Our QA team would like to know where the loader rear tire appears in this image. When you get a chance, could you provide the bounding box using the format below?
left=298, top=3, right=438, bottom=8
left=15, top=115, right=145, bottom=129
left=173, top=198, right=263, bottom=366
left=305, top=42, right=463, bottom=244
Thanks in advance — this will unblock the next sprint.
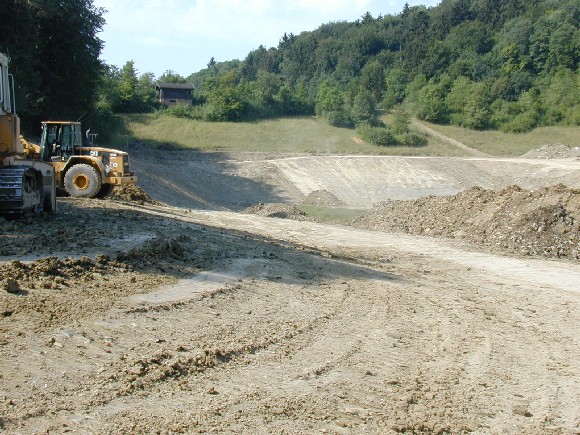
left=64, top=164, right=102, bottom=198
left=96, top=183, right=114, bottom=199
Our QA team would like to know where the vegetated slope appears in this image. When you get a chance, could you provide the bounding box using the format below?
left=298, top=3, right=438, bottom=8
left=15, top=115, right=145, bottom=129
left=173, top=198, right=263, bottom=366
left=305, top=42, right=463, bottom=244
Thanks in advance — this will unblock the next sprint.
left=352, top=184, right=580, bottom=261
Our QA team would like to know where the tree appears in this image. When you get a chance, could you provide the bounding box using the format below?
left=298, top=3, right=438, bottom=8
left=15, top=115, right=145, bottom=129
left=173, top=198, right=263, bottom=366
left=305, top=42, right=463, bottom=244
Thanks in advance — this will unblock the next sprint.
left=158, top=70, right=186, bottom=84
left=351, top=89, right=375, bottom=124
left=462, top=82, right=492, bottom=130
left=0, top=0, right=105, bottom=128
left=250, top=71, right=281, bottom=113
left=541, top=69, right=580, bottom=124
left=117, top=61, right=139, bottom=112
left=136, top=72, right=159, bottom=112
left=383, top=68, right=408, bottom=109
left=315, top=80, right=353, bottom=127
left=415, top=80, right=448, bottom=122
left=360, top=60, right=385, bottom=103
left=96, top=64, right=122, bottom=112
left=203, top=71, right=247, bottom=121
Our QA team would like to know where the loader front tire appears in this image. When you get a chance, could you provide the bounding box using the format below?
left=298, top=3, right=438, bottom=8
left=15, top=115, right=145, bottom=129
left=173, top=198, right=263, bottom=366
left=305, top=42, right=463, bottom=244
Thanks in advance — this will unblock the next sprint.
left=64, top=164, right=102, bottom=198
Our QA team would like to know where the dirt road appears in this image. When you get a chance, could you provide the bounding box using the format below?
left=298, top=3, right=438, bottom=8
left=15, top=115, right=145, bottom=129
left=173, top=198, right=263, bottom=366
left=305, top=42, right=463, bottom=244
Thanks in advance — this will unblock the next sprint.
left=1, top=150, right=579, bottom=434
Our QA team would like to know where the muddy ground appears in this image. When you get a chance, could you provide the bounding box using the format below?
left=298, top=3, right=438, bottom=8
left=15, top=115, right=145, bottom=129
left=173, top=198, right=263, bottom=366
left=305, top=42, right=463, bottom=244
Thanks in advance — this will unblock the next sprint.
left=1, top=146, right=579, bottom=434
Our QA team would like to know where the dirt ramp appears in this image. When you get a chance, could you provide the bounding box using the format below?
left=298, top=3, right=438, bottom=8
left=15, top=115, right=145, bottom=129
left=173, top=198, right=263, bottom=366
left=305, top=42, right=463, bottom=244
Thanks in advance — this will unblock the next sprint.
left=272, top=156, right=461, bottom=207
left=131, top=151, right=580, bottom=210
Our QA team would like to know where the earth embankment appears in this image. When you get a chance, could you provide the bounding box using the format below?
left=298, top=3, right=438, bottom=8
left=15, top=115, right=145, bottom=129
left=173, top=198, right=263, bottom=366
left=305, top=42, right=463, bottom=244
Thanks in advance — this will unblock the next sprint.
left=131, top=150, right=580, bottom=209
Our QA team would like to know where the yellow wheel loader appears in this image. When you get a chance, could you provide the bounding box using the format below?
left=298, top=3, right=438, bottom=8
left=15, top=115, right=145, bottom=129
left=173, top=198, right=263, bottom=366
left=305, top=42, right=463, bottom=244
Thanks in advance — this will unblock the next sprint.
left=0, top=53, right=56, bottom=215
left=21, top=121, right=137, bottom=198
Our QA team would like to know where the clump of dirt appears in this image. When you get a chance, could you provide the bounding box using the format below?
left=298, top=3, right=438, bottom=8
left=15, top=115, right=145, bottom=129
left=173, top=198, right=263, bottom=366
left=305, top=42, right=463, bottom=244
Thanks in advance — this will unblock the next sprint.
left=108, top=184, right=162, bottom=205
left=522, top=143, right=580, bottom=159
left=353, top=184, right=580, bottom=260
left=301, top=190, right=346, bottom=207
left=243, top=203, right=316, bottom=221
left=117, top=237, right=188, bottom=269
left=0, top=255, right=132, bottom=293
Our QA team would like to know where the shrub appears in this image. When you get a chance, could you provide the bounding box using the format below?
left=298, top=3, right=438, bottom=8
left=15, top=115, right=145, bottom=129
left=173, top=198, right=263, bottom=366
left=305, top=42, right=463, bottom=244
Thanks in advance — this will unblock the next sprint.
left=326, top=110, right=355, bottom=128
left=392, top=108, right=411, bottom=134
left=500, top=111, right=539, bottom=133
left=165, top=104, right=196, bottom=119
left=357, top=123, right=398, bottom=146
left=400, top=131, right=428, bottom=146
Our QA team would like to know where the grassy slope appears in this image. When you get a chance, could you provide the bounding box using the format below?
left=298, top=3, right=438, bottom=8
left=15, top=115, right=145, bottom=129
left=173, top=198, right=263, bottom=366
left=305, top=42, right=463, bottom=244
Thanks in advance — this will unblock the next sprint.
left=119, top=114, right=466, bottom=156
left=420, top=121, right=580, bottom=156
left=118, top=113, right=580, bottom=157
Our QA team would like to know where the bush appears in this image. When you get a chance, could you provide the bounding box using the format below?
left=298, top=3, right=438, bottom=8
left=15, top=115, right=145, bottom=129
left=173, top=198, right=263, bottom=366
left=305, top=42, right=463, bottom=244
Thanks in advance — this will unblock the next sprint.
left=500, top=111, right=539, bottom=133
left=357, top=123, right=398, bottom=146
left=326, top=110, right=355, bottom=128
left=392, top=108, right=411, bottom=134
left=400, top=131, right=428, bottom=146
left=165, top=104, right=199, bottom=119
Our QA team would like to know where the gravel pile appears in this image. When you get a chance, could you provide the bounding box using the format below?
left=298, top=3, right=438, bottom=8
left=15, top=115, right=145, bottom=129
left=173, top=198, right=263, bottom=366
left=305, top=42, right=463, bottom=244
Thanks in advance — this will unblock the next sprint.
left=522, top=143, right=580, bottom=159
left=108, top=184, right=162, bottom=205
left=353, top=184, right=580, bottom=261
left=301, top=190, right=346, bottom=207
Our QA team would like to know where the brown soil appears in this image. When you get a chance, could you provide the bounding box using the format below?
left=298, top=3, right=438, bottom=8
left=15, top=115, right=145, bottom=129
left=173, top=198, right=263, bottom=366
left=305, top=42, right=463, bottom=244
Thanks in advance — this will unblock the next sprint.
left=301, top=189, right=346, bottom=207
left=1, top=149, right=579, bottom=434
left=107, top=184, right=162, bottom=205
left=243, top=203, right=315, bottom=221
left=352, top=184, right=580, bottom=261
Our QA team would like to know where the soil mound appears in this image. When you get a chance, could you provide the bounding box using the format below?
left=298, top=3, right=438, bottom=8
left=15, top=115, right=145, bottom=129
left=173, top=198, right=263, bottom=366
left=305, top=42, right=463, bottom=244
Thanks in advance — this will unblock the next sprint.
left=301, top=190, right=346, bottom=207
left=108, top=184, right=161, bottom=205
left=522, top=143, right=580, bottom=159
left=243, top=203, right=315, bottom=221
left=1, top=255, right=131, bottom=293
left=118, top=237, right=185, bottom=266
left=353, top=184, right=580, bottom=260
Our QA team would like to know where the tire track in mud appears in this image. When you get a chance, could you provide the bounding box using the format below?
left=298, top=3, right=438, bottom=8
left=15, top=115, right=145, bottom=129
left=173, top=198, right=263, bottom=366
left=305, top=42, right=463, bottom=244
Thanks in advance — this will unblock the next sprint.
left=121, top=203, right=580, bottom=294
left=0, top=243, right=385, bottom=431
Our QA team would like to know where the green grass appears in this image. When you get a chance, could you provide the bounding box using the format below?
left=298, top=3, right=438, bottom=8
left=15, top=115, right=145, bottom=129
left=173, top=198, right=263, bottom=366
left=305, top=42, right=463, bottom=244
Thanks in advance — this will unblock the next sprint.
left=297, top=205, right=366, bottom=223
left=418, top=121, right=580, bottom=156
left=114, top=113, right=580, bottom=157
left=116, top=114, right=468, bottom=156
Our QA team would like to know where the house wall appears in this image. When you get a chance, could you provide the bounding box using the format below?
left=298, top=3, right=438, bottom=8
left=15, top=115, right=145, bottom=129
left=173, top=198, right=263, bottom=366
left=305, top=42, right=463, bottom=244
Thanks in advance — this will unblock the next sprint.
left=159, top=89, right=193, bottom=106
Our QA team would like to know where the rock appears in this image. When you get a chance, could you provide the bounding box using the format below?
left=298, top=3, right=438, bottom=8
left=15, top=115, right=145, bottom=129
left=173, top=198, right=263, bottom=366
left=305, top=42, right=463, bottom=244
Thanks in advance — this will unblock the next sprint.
left=512, top=405, right=532, bottom=417
left=3, top=279, right=20, bottom=294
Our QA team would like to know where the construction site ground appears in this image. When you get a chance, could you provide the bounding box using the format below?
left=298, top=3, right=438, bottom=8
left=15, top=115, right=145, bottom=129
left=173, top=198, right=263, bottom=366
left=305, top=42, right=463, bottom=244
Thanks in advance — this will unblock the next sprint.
left=1, top=146, right=580, bottom=434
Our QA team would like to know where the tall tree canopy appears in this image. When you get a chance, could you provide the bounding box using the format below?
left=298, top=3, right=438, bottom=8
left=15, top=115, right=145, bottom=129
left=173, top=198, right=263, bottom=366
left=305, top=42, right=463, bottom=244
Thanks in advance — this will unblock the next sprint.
left=0, top=0, right=105, bottom=130
left=182, top=0, right=579, bottom=132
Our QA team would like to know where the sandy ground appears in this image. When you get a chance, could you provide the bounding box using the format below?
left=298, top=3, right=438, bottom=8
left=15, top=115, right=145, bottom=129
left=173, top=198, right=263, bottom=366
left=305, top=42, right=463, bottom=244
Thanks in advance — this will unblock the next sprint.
left=1, top=149, right=579, bottom=434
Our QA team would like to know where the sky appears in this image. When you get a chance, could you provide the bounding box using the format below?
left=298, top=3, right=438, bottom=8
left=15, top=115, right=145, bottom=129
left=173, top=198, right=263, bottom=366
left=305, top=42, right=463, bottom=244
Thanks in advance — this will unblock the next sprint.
left=93, top=0, right=441, bottom=78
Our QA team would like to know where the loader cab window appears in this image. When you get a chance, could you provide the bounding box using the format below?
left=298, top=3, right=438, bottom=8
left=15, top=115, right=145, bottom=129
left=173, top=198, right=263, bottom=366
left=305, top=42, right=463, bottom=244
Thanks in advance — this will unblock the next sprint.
left=0, top=65, right=4, bottom=106
left=0, top=64, right=7, bottom=113
left=43, top=125, right=61, bottom=161
left=42, top=124, right=82, bottom=161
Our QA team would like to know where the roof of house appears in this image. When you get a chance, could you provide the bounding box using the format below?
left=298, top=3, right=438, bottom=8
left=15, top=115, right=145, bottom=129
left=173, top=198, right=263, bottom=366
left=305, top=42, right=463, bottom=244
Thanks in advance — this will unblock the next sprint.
left=155, top=82, right=195, bottom=90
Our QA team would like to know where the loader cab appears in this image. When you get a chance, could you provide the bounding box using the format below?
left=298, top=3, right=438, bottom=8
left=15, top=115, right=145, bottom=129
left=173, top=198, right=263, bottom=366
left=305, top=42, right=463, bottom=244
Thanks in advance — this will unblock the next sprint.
left=40, top=121, right=82, bottom=162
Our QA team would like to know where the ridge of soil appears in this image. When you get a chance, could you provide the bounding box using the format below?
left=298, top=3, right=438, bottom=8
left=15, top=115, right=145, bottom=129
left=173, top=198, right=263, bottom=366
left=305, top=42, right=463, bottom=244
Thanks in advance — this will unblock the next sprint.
left=352, top=184, right=580, bottom=261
